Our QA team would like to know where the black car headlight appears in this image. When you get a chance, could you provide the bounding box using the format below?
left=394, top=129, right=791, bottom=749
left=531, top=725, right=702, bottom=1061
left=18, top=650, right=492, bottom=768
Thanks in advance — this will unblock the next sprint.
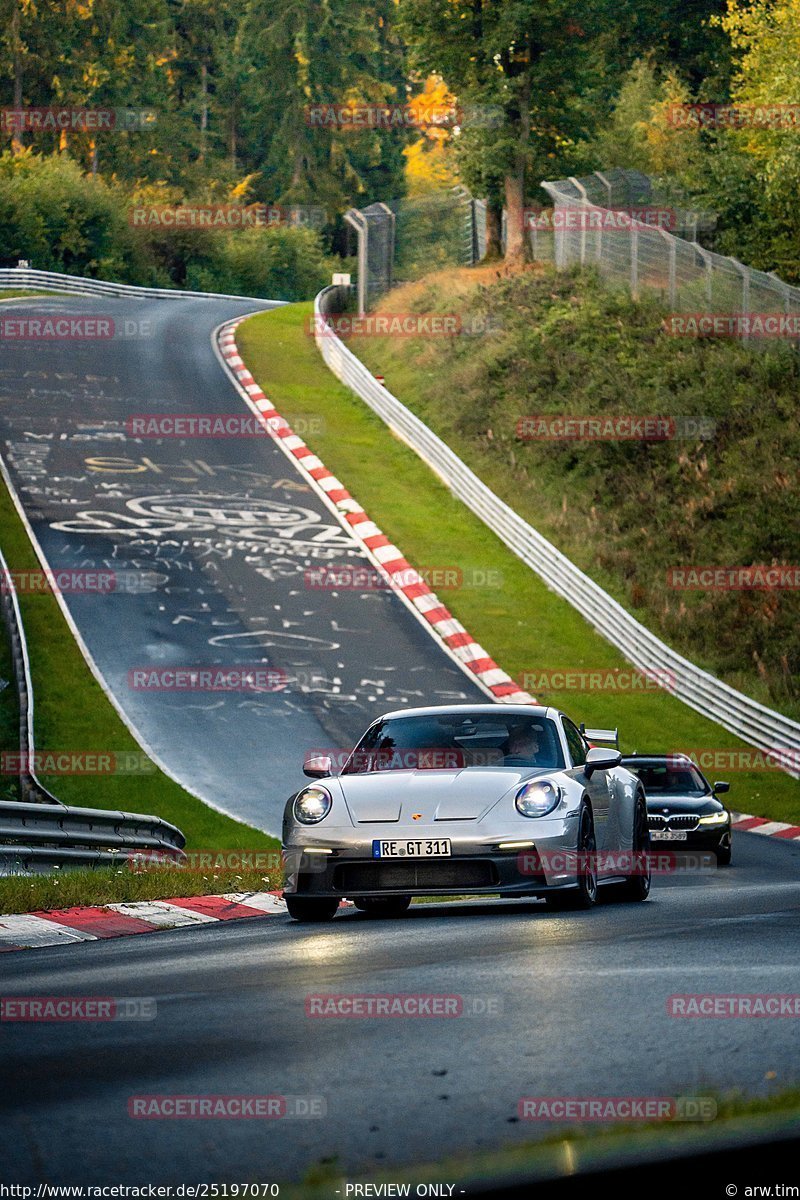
left=294, top=785, right=333, bottom=825
left=697, top=810, right=729, bottom=826
left=515, top=781, right=562, bottom=818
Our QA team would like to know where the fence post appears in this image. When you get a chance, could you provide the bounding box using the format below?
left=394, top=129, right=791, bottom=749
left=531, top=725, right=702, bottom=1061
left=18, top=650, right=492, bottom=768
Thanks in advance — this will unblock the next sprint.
left=593, top=170, right=613, bottom=208
left=668, top=236, right=677, bottom=308
left=376, top=202, right=395, bottom=292
left=344, top=209, right=368, bottom=316
left=727, top=257, right=750, bottom=346
left=630, top=226, right=639, bottom=299
left=569, top=177, right=588, bottom=266
left=694, top=245, right=714, bottom=306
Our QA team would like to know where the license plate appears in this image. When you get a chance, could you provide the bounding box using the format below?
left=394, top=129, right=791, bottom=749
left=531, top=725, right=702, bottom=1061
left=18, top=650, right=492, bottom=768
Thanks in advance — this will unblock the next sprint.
left=372, top=839, right=452, bottom=858
left=651, top=829, right=688, bottom=841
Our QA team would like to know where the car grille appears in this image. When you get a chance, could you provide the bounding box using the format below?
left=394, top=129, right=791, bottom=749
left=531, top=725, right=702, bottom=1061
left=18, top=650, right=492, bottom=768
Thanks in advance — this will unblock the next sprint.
left=648, top=814, right=700, bottom=832
left=333, top=860, right=498, bottom=892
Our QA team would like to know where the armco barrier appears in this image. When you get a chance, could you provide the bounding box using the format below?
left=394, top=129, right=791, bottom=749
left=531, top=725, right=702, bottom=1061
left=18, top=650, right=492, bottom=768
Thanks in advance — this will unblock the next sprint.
left=0, top=801, right=185, bottom=874
left=313, top=285, right=800, bottom=777
left=0, top=546, right=61, bottom=806
left=0, top=265, right=283, bottom=305
left=0, top=550, right=185, bottom=873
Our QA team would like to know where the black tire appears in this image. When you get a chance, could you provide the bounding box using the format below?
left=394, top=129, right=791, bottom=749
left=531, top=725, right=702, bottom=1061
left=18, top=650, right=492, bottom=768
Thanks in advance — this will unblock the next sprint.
left=545, top=806, right=598, bottom=911
left=622, top=798, right=651, bottom=901
left=285, top=896, right=339, bottom=923
left=716, top=837, right=732, bottom=867
left=353, top=895, right=412, bottom=917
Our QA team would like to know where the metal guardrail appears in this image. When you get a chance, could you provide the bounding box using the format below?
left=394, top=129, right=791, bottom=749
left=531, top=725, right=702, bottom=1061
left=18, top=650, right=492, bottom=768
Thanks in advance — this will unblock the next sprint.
left=314, top=285, right=800, bottom=776
left=0, top=801, right=185, bottom=874
left=0, top=551, right=185, bottom=873
left=0, top=266, right=280, bottom=304
left=0, top=546, right=67, bottom=808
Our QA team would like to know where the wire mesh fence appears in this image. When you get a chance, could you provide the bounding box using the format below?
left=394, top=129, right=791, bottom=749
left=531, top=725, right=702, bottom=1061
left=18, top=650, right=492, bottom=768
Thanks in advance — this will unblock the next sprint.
left=539, top=168, right=800, bottom=347
left=345, top=187, right=486, bottom=313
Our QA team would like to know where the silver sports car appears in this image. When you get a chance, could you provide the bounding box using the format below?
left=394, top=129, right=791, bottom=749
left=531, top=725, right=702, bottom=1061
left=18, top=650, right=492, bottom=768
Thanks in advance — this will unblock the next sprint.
left=282, top=704, right=651, bottom=922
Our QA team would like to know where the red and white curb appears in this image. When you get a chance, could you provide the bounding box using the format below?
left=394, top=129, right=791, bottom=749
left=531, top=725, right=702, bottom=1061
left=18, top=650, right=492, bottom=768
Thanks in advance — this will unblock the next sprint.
left=731, top=812, right=800, bottom=841
left=0, top=891, right=290, bottom=952
left=216, top=319, right=534, bottom=705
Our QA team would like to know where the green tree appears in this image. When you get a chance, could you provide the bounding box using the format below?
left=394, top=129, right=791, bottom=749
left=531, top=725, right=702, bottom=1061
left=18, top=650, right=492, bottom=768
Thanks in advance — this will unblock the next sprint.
left=398, top=0, right=611, bottom=263
left=237, top=0, right=407, bottom=213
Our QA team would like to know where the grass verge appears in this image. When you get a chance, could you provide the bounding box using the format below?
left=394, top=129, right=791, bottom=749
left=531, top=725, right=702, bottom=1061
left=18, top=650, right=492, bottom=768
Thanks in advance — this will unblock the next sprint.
left=0, top=607, right=20, bottom=805
left=236, top=302, right=798, bottom=823
left=0, top=290, right=71, bottom=300
left=354, top=263, right=800, bottom=720
left=0, top=862, right=282, bottom=915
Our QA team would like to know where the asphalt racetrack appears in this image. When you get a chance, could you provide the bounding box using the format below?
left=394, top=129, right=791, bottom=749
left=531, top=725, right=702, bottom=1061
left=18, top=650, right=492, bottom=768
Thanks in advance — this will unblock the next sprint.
left=0, top=294, right=485, bottom=831
left=0, top=831, right=797, bottom=1183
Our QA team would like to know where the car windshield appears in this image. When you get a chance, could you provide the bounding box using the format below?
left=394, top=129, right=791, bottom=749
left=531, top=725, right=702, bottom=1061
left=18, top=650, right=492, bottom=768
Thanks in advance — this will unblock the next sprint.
left=624, top=760, right=709, bottom=796
left=342, top=712, right=565, bottom=774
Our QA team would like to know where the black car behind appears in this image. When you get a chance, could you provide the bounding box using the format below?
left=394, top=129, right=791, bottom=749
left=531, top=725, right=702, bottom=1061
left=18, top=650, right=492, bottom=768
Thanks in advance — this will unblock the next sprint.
left=621, top=754, right=732, bottom=865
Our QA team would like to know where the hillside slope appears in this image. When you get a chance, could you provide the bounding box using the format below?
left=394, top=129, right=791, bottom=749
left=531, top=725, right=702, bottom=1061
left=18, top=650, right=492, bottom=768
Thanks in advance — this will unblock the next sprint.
left=351, top=264, right=800, bottom=722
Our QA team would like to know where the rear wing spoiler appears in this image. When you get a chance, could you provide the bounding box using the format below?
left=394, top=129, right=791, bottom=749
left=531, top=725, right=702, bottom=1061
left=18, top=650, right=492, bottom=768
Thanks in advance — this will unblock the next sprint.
left=579, top=724, right=619, bottom=749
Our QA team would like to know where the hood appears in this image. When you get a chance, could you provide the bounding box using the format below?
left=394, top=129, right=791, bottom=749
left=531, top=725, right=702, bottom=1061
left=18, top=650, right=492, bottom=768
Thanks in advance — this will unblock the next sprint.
left=337, top=767, right=549, bottom=824
left=645, top=794, right=720, bottom=815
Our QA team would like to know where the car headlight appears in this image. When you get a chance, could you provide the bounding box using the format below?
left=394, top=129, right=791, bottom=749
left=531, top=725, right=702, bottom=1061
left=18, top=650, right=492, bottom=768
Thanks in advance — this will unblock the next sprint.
left=515, top=780, right=562, bottom=818
left=698, top=810, right=729, bottom=826
left=294, top=786, right=333, bottom=825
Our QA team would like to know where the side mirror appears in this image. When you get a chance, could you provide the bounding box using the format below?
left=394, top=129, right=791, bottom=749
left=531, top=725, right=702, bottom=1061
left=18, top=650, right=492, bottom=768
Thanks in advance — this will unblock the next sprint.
left=713, top=780, right=730, bottom=794
left=303, top=755, right=332, bottom=779
left=584, top=747, right=622, bottom=778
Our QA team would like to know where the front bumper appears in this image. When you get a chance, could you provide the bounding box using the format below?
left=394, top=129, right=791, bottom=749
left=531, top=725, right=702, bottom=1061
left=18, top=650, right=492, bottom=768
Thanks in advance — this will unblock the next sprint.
left=648, top=823, right=731, bottom=855
left=282, top=816, right=585, bottom=898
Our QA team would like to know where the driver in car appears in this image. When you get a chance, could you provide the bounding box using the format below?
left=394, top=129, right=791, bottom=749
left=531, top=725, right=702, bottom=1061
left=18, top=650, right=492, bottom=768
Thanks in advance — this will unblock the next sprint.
left=504, top=723, right=541, bottom=766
